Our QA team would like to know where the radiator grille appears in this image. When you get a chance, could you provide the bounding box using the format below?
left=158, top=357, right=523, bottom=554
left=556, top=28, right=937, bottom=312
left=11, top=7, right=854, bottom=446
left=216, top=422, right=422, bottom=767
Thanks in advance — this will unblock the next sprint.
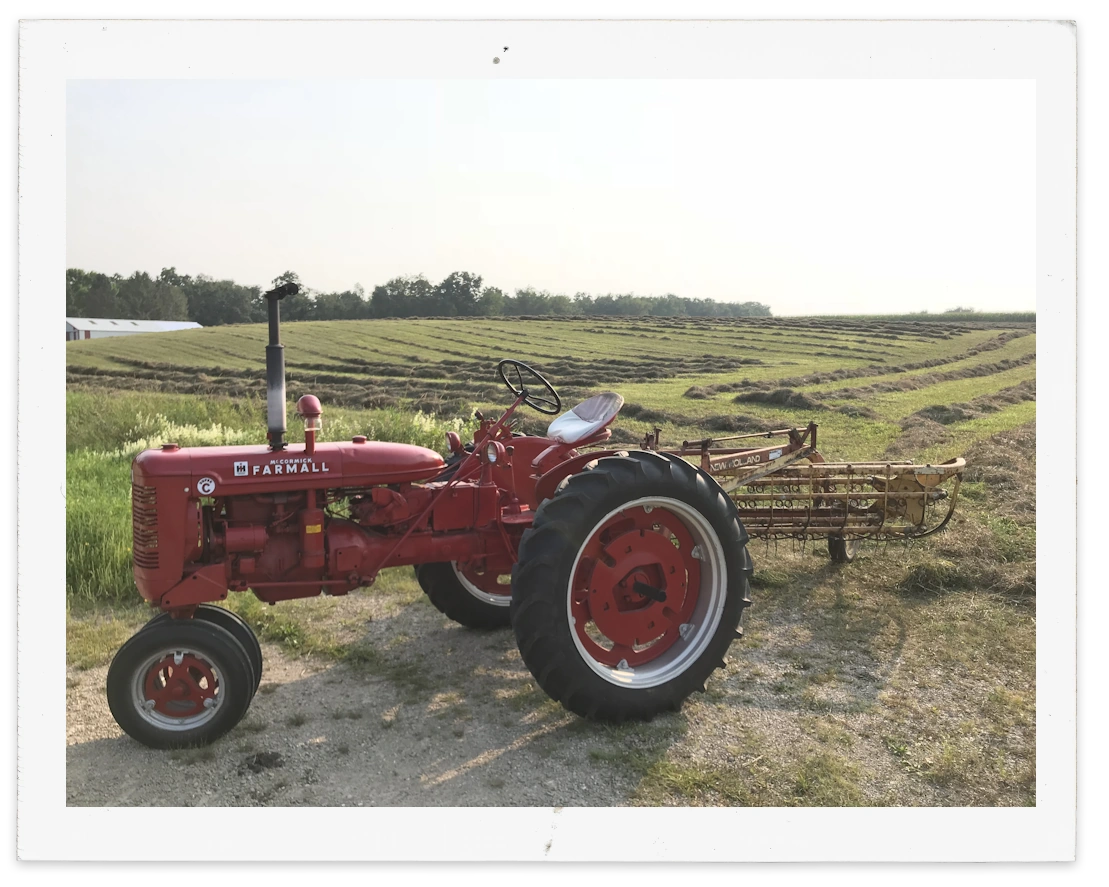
left=132, top=484, right=160, bottom=570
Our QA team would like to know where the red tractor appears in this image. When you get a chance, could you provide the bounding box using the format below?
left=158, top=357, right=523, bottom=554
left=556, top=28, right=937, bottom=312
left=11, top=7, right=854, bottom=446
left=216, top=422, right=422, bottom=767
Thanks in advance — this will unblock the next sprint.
left=106, top=284, right=754, bottom=748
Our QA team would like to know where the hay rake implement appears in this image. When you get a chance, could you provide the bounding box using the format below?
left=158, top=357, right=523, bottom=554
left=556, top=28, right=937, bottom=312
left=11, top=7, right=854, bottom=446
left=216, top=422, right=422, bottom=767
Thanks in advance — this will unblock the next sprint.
left=643, top=422, right=965, bottom=562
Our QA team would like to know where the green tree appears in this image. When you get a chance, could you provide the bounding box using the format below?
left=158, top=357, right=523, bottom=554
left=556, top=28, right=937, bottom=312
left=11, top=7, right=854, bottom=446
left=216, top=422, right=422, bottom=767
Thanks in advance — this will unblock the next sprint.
left=572, top=292, right=593, bottom=313
left=370, top=279, right=403, bottom=317
left=115, top=272, right=158, bottom=318
left=66, top=268, right=94, bottom=315
left=152, top=280, right=190, bottom=320
left=84, top=273, right=119, bottom=317
left=588, top=294, right=619, bottom=315
left=158, top=266, right=192, bottom=289
left=433, top=271, right=483, bottom=316
left=336, top=286, right=370, bottom=319
left=314, top=288, right=369, bottom=320
left=476, top=286, right=506, bottom=316
left=650, top=294, right=688, bottom=316
left=186, top=276, right=261, bottom=326
left=508, top=287, right=553, bottom=315
left=547, top=294, right=574, bottom=315
left=64, top=265, right=774, bottom=323
left=370, top=275, right=432, bottom=318
left=278, top=291, right=315, bottom=321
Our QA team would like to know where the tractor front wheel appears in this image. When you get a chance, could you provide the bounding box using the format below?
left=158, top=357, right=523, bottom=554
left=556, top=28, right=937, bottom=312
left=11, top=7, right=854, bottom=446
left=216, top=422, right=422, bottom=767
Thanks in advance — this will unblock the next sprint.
left=144, top=604, right=263, bottom=693
left=415, top=561, right=512, bottom=628
left=106, top=619, right=255, bottom=749
left=510, top=451, right=752, bottom=722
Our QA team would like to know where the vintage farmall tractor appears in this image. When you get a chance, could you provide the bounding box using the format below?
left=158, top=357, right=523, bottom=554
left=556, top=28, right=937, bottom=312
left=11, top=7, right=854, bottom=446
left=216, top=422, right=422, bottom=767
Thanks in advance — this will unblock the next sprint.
left=107, top=284, right=965, bottom=749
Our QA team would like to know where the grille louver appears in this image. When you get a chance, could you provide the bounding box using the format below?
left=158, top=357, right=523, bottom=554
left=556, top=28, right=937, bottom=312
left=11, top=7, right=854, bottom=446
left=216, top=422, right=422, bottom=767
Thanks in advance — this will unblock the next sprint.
left=132, top=484, right=159, bottom=569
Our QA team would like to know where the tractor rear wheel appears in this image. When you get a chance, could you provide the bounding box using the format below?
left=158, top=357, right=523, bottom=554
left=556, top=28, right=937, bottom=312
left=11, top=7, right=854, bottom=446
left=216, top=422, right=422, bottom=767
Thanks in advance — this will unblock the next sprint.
left=415, top=561, right=512, bottom=629
left=510, top=451, right=752, bottom=722
left=144, top=604, right=263, bottom=693
left=106, top=619, right=255, bottom=749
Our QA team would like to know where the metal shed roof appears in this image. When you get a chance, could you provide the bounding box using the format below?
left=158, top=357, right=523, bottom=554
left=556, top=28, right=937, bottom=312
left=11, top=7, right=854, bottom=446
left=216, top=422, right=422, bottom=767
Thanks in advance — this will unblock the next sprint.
left=65, top=317, right=202, bottom=332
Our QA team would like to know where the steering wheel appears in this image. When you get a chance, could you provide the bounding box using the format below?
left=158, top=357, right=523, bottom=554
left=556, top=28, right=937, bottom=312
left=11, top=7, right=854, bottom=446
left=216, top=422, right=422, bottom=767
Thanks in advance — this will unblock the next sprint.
left=496, top=359, right=562, bottom=415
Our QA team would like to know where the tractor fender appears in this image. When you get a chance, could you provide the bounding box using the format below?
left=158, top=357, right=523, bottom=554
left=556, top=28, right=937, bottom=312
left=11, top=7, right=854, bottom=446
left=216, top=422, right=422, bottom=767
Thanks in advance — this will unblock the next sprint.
left=534, top=449, right=621, bottom=503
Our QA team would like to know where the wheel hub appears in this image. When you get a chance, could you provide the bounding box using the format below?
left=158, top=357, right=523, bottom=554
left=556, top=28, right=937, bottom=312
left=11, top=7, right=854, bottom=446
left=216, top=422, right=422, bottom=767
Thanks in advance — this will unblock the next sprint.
left=571, top=505, right=702, bottom=668
left=143, top=653, right=219, bottom=719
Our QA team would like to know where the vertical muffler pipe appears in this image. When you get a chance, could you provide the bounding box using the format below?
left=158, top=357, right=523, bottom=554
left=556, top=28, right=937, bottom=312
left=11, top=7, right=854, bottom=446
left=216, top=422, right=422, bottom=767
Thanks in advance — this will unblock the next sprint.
left=263, top=282, right=298, bottom=450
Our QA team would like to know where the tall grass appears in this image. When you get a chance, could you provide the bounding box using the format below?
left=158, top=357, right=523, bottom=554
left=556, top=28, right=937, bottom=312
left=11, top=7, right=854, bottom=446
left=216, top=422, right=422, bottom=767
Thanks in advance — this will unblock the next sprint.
left=67, top=449, right=135, bottom=608
left=67, top=390, right=267, bottom=452
left=67, top=389, right=472, bottom=453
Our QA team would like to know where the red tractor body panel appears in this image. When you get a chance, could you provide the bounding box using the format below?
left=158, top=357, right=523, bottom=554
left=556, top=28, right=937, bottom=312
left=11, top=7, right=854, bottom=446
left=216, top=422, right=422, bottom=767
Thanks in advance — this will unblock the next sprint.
left=129, top=434, right=545, bottom=609
left=133, top=439, right=446, bottom=493
left=444, top=433, right=566, bottom=511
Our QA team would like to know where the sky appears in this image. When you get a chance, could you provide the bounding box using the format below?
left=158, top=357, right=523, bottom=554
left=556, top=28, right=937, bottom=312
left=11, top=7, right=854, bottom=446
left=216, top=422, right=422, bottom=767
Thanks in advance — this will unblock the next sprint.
left=66, top=78, right=1036, bottom=315
left=17, top=20, right=1073, bottom=864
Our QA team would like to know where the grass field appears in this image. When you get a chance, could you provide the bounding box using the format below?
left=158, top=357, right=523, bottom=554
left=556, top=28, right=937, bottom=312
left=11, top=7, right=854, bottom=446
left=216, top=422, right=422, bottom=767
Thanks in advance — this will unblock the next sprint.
left=65, top=313, right=1036, bottom=806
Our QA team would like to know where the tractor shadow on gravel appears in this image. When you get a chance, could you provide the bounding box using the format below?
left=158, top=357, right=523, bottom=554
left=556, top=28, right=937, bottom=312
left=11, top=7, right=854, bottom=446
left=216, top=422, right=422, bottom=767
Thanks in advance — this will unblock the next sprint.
left=67, top=589, right=692, bottom=807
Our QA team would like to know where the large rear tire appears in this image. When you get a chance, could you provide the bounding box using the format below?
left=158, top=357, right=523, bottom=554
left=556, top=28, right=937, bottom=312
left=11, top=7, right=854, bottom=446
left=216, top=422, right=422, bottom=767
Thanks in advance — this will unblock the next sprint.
left=510, top=451, right=752, bottom=722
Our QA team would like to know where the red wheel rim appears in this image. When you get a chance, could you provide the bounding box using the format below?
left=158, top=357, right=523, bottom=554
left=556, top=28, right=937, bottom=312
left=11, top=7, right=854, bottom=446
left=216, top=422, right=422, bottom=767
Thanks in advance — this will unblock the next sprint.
left=143, top=653, right=219, bottom=719
left=456, top=561, right=512, bottom=598
left=570, top=505, right=702, bottom=668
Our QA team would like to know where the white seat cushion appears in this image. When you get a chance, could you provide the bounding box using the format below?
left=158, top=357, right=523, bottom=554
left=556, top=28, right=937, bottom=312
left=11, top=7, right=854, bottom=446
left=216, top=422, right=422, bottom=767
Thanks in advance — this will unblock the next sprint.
left=547, top=392, right=625, bottom=445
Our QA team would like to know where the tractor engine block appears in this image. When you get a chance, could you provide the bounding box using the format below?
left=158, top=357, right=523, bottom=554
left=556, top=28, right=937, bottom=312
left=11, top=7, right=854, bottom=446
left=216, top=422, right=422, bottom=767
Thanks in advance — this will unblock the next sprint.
left=132, top=474, right=517, bottom=610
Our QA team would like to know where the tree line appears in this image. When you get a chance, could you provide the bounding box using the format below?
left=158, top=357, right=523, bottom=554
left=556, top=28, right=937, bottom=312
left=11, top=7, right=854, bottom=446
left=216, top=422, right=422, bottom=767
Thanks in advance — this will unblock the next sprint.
left=66, top=267, right=772, bottom=327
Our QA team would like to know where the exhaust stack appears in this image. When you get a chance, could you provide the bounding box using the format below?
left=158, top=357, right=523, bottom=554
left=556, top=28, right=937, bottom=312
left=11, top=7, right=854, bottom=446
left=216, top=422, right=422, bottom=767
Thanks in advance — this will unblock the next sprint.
left=264, top=282, right=299, bottom=450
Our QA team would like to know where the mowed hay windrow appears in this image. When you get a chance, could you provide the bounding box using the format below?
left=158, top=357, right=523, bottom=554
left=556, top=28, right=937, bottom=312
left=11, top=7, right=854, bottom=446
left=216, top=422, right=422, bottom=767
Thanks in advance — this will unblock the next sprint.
left=884, top=381, right=1036, bottom=458
left=961, top=421, right=1037, bottom=515
left=679, top=330, right=1033, bottom=400
left=733, top=388, right=827, bottom=411
left=901, top=420, right=1036, bottom=600
left=65, top=314, right=1037, bottom=474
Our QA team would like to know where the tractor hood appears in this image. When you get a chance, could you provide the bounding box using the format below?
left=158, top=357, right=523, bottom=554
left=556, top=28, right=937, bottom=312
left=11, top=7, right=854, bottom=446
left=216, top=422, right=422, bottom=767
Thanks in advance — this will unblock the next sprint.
left=133, top=439, right=447, bottom=496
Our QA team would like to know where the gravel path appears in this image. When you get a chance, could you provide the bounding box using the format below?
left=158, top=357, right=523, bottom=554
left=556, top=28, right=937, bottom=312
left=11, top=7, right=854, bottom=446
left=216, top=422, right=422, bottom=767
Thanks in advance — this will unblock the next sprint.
left=66, top=609, right=648, bottom=807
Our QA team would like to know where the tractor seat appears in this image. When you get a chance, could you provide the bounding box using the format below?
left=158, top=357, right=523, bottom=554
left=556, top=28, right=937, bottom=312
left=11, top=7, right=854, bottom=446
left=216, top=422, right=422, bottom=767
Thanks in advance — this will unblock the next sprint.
left=547, top=392, right=625, bottom=445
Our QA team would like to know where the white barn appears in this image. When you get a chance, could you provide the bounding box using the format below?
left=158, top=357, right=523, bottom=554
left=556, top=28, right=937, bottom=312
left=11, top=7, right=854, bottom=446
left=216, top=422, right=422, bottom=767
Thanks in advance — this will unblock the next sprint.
left=66, top=317, right=202, bottom=341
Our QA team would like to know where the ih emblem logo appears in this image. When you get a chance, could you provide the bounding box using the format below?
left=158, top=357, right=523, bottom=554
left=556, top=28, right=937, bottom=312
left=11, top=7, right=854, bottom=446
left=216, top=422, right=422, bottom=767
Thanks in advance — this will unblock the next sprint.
left=234, top=461, right=248, bottom=477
